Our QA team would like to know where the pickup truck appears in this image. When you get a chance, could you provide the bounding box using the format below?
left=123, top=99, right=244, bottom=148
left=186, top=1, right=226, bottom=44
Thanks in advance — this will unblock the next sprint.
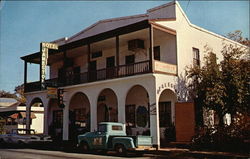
left=77, top=122, right=153, bottom=155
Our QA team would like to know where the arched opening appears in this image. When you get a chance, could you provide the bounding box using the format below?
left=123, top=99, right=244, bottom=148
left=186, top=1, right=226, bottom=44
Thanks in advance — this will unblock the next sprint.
left=125, top=85, right=150, bottom=136
left=69, top=92, right=90, bottom=142
left=97, top=88, right=118, bottom=124
left=158, top=89, right=177, bottom=146
left=48, top=99, right=63, bottom=141
left=29, top=97, right=44, bottom=134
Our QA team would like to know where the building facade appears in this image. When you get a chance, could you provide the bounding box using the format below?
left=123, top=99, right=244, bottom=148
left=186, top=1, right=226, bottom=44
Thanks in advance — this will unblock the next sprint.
left=21, top=1, right=246, bottom=147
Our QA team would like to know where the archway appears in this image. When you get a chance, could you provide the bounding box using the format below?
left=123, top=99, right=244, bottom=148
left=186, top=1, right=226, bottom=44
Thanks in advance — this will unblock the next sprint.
left=158, top=89, right=177, bottom=146
left=28, top=98, right=44, bottom=133
left=69, top=92, right=90, bottom=142
left=48, top=98, right=63, bottom=141
left=125, top=85, right=150, bottom=136
left=97, top=89, right=118, bottom=124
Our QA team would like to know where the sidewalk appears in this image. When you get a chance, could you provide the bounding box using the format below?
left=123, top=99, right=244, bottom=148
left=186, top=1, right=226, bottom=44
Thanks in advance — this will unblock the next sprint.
left=151, top=147, right=250, bottom=159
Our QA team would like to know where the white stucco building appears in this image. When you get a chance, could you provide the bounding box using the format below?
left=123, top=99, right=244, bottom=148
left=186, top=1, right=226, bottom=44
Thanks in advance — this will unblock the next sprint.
left=21, top=1, right=247, bottom=147
left=0, top=98, right=43, bottom=134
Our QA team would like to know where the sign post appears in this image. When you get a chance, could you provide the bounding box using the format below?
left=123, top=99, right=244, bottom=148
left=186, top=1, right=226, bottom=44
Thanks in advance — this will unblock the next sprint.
left=40, top=42, right=58, bottom=90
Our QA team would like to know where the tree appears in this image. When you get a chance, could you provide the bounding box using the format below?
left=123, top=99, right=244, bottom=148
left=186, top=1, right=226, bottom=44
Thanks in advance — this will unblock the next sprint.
left=188, top=43, right=249, bottom=126
left=227, top=30, right=250, bottom=47
left=0, top=84, right=26, bottom=104
left=14, top=84, right=26, bottom=104
left=0, top=90, right=17, bottom=99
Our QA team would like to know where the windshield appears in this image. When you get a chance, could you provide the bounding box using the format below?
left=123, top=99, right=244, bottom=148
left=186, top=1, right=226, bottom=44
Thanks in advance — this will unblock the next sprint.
left=97, top=124, right=107, bottom=133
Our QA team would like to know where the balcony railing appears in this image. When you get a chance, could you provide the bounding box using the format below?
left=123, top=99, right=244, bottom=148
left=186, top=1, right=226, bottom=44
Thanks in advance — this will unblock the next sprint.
left=25, top=60, right=151, bottom=92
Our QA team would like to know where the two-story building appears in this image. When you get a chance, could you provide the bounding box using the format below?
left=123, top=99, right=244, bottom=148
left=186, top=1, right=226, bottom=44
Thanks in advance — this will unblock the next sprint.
left=21, top=1, right=246, bottom=147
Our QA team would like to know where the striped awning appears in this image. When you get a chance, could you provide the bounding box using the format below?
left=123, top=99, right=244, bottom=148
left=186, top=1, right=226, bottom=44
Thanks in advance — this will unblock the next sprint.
left=9, top=112, right=36, bottom=119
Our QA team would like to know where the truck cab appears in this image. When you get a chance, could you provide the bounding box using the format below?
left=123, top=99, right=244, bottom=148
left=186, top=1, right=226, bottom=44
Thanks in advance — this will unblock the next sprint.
left=77, top=122, right=153, bottom=155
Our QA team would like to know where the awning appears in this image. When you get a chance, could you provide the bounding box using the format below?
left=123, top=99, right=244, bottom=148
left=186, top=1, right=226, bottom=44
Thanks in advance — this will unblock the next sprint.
left=9, top=113, right=18, bottom=119
left=9, top=112, right=36, bottom=119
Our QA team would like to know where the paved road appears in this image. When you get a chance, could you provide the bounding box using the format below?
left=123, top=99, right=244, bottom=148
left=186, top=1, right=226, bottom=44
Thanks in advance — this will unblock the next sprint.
left=0, top=149, right=155, bottom=159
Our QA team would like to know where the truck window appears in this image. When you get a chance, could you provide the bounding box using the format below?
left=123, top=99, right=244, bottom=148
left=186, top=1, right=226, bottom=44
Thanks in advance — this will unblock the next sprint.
left=98, top=124, right=107, bottom=132
left=112, top=125, right=123, bottom=131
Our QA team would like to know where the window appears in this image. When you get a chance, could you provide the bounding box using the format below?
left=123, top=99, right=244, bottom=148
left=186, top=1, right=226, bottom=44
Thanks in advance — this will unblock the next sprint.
left=193, top=48, right=200, bottom=67
left=91, top=51, right=102, bottom=58
left=154, top=46, right=160, bottom=61
left=126, top=105, right=135, bottom=127
left=136, top=106, right=148, bottom=127
left=159, top=102, right=171, bottom=127
left=98, top=124, right=107, bottom=132
left=112, top=125, right=123, bottom=131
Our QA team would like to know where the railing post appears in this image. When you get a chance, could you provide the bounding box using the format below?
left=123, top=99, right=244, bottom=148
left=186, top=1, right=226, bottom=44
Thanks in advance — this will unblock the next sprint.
left=149, top=25, right=154, bottom=73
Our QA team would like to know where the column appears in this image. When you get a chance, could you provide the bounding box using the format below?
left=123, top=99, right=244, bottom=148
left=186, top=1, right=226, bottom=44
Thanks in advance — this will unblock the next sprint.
left=62, top=103, right=69, bottom=140
left=26, top=106, right=31, bottom=130
left=116, top=91, right=126, bottom=124
left=43, top=104, right=49, bottom=135
left=87, top=43, right=91, bottom=81
left=24, top=61, right=27, bottom=92
left=89, top=96, right=97, bottom=131
left=149, top=90, right=160, bottom=149
left=149, top=25, right=154, bottom=72
left=116, top=36, right=119, bottom=76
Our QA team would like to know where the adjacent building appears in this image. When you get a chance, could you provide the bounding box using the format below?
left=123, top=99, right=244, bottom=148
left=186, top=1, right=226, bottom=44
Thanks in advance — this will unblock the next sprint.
left=21, top=1, right=246, bottom=147
left=0, top=98, right=43, bottom=134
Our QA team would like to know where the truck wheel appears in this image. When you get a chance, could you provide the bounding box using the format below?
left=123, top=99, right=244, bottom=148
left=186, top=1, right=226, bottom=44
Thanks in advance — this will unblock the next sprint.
left=81, top=142, right=89, bottom=153
left=115, top=144, right=127, bottom=156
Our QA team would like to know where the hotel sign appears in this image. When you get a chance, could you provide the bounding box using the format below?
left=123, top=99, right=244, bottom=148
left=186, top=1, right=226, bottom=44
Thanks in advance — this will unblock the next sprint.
left=40, top=42, right=58, bottom=89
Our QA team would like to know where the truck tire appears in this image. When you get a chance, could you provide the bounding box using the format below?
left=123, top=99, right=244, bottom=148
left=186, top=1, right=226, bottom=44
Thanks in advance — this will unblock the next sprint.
left=80, top=142, right=89, bottom=153
left=115, top=144, right=127, bottom=156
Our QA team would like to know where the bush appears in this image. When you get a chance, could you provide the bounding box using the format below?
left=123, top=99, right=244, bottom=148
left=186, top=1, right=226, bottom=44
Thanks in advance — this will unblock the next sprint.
left=191, top=123, right=250, bottom=153
left=164, top=123, right=176, bottom=142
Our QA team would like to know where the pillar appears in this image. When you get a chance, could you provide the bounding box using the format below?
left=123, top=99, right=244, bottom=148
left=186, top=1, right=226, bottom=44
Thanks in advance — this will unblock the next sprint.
left=62, top=102, right=69, bottom=140
left=116, top=91, right=126, bottom=124
left=149, top=89, right=160, bottom=149
left=89, top=95, right=97, bottom=131
left=149, top=25, right=154, bottom=72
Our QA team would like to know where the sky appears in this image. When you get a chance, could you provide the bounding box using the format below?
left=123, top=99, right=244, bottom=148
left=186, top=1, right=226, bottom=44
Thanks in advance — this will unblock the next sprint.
left=0, top=1, right=249, bottom=93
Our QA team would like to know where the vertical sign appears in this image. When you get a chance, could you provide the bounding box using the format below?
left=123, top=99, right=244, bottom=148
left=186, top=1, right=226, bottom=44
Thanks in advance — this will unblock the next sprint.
left=40, top=42, right=58, bottom=89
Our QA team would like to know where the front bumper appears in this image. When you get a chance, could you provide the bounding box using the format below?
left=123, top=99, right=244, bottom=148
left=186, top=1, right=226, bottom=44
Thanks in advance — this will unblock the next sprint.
left=128, top=146, right=156, bottom=151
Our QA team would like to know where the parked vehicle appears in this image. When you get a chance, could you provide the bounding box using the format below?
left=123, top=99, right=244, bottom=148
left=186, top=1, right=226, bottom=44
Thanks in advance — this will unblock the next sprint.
left=77, top=122, right=154, bottom=155
left=0, top=128, right=52, bottom=146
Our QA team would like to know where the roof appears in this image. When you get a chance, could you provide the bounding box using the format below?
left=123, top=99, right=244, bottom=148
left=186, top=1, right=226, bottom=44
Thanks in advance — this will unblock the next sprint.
left=0, top=98, right=18, bottom=107
left=21, top=19, right=150, bottom=63
left=21, top=1, right=248, bottom=63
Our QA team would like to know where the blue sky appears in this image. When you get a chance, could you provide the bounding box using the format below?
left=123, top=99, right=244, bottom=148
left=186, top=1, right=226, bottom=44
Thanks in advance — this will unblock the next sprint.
left=0, top=1, right=249, bottom=93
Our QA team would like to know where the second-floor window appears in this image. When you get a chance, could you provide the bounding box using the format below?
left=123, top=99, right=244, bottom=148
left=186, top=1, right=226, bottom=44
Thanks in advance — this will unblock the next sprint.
left=154, top=46, right=160, bottom=61
left=193, top=48, right=200, bottom=67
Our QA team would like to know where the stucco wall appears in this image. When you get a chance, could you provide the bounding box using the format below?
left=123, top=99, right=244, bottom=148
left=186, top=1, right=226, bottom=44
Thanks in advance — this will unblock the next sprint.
left=155, top=2, right=247, bottom=78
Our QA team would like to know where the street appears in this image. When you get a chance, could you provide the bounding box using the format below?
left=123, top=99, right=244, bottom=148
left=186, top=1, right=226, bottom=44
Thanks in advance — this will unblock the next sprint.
left=0, top=149, right=143, bottom=159
left=0, top=148, right=248, bottom=159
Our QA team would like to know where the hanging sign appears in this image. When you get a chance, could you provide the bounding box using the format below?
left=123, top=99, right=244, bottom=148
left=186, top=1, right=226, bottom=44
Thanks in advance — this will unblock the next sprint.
left=47, top=87, right=58, bottom=99
left=40, top=42, right=58, bottom=89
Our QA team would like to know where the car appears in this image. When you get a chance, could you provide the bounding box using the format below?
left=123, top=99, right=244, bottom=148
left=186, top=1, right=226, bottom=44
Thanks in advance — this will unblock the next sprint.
left=0, top=128, right=52, bottom=146
left=77, top=122, right=154, bottom=156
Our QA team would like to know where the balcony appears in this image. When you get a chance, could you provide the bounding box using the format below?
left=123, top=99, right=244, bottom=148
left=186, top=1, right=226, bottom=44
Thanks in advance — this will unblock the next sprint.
left=25, top=60, right=154, bottom=92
